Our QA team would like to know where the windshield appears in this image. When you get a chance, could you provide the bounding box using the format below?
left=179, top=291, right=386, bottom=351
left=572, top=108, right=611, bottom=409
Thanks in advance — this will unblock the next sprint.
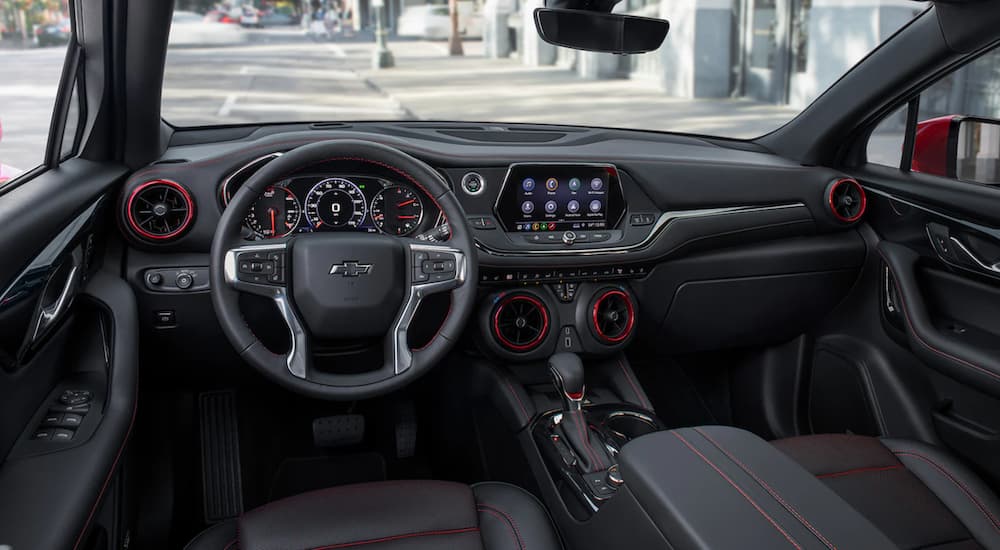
left=162, top=1, right=923, bottom=139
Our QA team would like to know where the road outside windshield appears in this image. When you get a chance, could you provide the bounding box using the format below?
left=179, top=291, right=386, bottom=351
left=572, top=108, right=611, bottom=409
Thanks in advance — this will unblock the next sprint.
left=0, top=1, right=924, bottom=177
left=161, top=1, right=922, bottom=137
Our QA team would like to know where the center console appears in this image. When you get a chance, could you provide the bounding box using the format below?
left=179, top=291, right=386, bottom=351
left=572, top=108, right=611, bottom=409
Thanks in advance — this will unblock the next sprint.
left=470, top=350, right=899, bottom=550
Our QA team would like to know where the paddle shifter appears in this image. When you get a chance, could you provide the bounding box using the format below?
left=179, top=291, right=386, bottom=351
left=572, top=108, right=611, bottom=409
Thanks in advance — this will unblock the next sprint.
left=549, top=352, right=612, bottom=474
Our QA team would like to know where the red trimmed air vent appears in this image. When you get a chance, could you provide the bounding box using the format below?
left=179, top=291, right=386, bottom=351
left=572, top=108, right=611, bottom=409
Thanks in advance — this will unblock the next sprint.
left=591, top=289, right=635, bottom=344
left=827, top=178, right=866, bottom=223
left=492, top=294, right=550, bottom=352
left=125, top=179, right=195, bottom=242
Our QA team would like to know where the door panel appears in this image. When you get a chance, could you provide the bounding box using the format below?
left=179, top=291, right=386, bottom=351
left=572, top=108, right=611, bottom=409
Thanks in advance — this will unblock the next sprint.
left=850, top=162, right=1000, bottom=485
left=0, top=159, right=133, bottom=550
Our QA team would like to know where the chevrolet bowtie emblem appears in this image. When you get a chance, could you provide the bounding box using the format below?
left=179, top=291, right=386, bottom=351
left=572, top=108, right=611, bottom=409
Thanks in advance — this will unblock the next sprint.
left=329, top=261, right=372, bottom=277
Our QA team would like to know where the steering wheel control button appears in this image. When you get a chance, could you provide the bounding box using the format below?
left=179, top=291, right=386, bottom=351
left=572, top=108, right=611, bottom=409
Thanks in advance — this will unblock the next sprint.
left=237, top=250, right=286, bottom=286
left=461, top=172, right=486, bottom=195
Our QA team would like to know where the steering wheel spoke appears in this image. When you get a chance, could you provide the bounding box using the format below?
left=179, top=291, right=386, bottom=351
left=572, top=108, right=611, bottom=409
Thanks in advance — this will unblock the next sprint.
left=387, top=241, right=468, bottom=375
left=223, top=241, right=310, bottom=380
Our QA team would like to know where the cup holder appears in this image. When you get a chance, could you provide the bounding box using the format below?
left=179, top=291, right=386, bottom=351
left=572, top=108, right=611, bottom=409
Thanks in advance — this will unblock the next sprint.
left=603, top=411, right=659, bottom=444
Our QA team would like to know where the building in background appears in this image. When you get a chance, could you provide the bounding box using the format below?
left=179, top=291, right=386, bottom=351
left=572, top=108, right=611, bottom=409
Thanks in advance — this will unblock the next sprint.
left=502, top=0, right=924, bottom=108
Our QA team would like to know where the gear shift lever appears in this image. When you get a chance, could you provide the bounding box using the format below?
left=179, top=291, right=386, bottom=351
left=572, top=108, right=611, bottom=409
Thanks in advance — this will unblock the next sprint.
left=548, top=352, right=610, bottom=473
left=549, top=352, right=585, bottom=412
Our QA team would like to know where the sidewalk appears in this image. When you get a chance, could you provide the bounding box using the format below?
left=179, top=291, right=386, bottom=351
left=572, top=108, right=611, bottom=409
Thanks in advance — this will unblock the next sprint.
left=359, top=39, right=799, bottom=139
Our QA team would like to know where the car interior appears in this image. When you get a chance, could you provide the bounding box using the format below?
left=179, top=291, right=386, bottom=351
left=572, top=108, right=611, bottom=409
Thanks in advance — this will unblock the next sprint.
left=4, top=1, right=1000, bottom=549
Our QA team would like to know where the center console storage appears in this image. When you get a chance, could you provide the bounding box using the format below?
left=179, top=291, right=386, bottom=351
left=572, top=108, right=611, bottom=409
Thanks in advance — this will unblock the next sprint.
left=470, top=351, right=898, bottom=549
left=545, top=426, right=898, bottom=549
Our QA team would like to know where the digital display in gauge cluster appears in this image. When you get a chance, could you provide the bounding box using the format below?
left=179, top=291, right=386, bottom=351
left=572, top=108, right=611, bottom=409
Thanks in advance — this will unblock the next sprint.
left=240, top=175, right=435, bottom=238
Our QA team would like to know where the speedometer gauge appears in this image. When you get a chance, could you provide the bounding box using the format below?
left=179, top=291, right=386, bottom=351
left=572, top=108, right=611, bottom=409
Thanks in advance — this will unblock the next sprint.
left=304, top=178, right=367, bottom=229
left=246, top=186, right=301, bottom=238
left=371, top=186, right=424, bottom=236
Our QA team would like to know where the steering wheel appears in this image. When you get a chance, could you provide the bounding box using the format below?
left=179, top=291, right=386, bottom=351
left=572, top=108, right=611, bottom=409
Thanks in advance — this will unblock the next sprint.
left=210, top=140, right=478, bottom=400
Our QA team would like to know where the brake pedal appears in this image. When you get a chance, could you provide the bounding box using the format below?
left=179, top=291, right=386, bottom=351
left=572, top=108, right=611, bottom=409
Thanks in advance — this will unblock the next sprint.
left=199, top=391, right=244, bottom=522
left=313, top=414, right=365, bottom=448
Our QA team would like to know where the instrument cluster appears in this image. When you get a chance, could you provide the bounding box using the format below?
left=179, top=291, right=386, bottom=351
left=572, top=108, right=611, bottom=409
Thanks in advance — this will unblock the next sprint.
left=227, top=174, right=442, bottom=240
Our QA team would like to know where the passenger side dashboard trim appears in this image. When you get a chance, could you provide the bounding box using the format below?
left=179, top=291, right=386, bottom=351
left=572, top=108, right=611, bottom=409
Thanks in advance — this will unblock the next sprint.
left=475, top=203, right=807, bottom=257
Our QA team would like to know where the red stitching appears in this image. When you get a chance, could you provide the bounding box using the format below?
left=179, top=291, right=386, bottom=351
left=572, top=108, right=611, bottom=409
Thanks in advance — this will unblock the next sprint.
left=570, top=410, right=604, bottom=470
left=73, top=391, right=138, bottom=549
left=815, top=465, right=902, bottom=479
left=222, top=538, right=238, bottom=550
left=310, top=526, right=479, bottom=549
left=672, top=431, right=802, bottom=550
left=617, top=358, right=652, bottom=410
left=478, top=505, right=525, bottom=550
left=894, top=450, right=1000, bottom=533
left=694, top=428, right=836, bottom=550
left=503, top=375, right=530, bottom=424
left=879, top=250, right=1000, bottom=382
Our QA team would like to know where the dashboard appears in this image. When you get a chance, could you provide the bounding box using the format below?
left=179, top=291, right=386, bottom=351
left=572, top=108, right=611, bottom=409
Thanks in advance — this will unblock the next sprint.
left=118, top=122, right=864, bottom=361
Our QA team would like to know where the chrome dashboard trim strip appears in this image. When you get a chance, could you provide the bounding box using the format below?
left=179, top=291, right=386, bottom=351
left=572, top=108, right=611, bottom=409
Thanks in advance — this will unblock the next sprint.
left=475, top=202, right=808, bottom=257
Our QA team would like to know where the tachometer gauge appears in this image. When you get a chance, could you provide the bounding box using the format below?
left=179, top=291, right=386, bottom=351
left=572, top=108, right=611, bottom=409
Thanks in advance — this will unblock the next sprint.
left=371, top=186, right=424, bottom=236
left=304, top=178, right=367, bottom=229
left=245, top=186, right=301, bottom=238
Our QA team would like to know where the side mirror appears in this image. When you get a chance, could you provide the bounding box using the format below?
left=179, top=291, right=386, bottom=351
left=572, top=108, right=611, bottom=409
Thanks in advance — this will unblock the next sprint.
left=533, top=7, right=669, bottom=55
left=913, top=116, right=1000, bottom=184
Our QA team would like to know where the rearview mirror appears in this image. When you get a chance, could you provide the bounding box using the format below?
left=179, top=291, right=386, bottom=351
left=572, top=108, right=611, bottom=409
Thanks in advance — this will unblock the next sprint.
left=913, top=116, right=1000, bottom=184
left=533, top=8, right=669, bottom=54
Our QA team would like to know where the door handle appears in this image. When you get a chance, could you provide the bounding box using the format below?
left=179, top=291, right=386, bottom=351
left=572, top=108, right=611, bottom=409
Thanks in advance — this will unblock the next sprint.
left=29, top=249, right=82, bottom=346
left=949, top=236, right=1000, bottom=275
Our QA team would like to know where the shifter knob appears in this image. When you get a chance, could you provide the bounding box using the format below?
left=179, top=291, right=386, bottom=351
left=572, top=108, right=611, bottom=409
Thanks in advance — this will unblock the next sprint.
left=549, top=352, right=585, bottom=412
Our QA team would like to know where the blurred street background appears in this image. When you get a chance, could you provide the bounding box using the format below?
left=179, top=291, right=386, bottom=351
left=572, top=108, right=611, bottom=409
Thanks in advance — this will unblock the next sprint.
left=4, top=0, right=976, bottom=176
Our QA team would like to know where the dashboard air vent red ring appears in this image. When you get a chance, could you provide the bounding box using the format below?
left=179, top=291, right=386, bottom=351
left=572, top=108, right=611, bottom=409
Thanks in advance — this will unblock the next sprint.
left=827, top=178, right=867, bottom=223
left=125, top=179, right=195, bottom=242
left=591, top=289, right=635, bottom=344
left=492, top=294, right=550, bottom=353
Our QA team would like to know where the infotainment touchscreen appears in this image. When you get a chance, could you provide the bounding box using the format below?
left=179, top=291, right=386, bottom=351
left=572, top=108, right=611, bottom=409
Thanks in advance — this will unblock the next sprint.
left=494, top=164, right=625, bottom=232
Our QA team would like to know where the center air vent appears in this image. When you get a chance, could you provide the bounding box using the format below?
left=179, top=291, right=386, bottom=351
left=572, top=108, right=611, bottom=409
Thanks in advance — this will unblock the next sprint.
left=827, top=178, right=867, bottom=223
left=492, top=294, right=550, bottom=352
left=125, top=179, right=195, bottom=242
left=590, top=289, right=635, bottom=345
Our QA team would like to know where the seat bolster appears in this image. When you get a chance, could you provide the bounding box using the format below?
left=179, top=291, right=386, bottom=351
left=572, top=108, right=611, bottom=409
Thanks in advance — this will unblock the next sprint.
left=183, top=520, right=238, bottom=550
left=472, top=482, right=563, bottom=550
left=882, top=438, right=1000, bottom=548
left=238, top=480, right=482, bottom=550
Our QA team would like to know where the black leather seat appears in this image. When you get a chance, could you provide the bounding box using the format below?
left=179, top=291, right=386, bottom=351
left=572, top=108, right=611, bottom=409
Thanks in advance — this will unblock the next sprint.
left=775, top=434, right=1000, bottom=549
left=185, top=480, right=562, bottom=550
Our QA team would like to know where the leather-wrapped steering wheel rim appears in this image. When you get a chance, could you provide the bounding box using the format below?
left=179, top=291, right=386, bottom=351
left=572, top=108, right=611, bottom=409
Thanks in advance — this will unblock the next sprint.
left=209, top=139, right=478, bottom=400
